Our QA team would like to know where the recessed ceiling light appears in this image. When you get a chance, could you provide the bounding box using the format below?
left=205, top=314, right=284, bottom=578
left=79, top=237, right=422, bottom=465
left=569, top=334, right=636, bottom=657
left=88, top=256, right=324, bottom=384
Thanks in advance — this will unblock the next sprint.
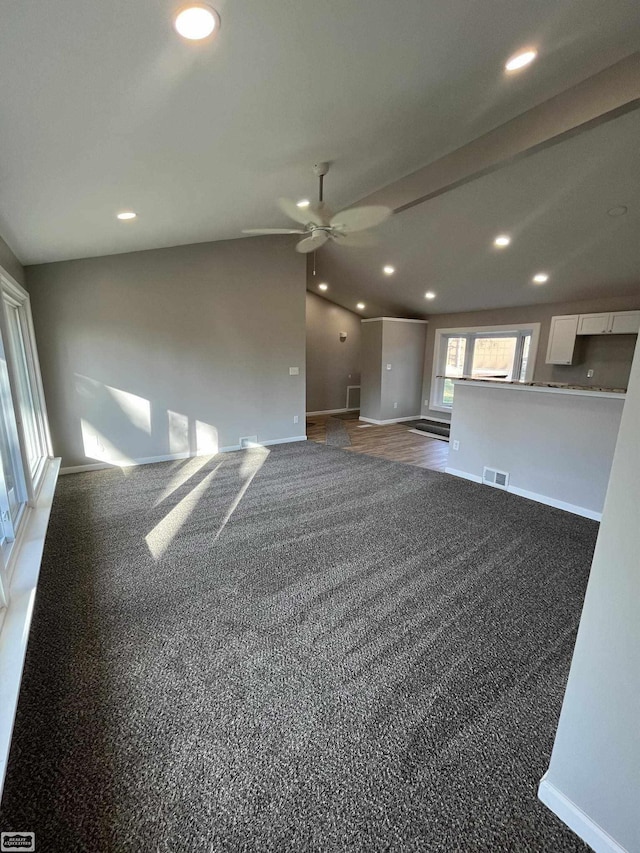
left=494, top=234, right=511, bottom=247
left=383, top=265, right=395, bottom=275
left=356, top=302, right=365, bottom=310
left=318, top=283, right=328, bottom=291
left=297, top=199, right=310, bottom=209
left=607, top=205, right=628, bottom=217
left=533, top=273, right=549, bottom=284
left=505, top=49, right=537, bottom=72
left=174, top=4, right=220, bottom=40
left=425, top=291, right=436, bottom=300
left=116, top=211, right=137, bottom=220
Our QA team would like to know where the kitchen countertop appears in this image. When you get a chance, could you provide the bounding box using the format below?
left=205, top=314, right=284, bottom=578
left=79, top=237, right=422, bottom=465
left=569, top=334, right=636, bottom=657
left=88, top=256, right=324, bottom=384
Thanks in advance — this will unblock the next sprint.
left=438, top=376, right=627, bottom=399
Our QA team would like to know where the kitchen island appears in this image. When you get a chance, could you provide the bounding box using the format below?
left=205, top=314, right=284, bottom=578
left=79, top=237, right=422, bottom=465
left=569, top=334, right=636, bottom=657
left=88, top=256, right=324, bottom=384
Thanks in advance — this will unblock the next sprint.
left=445, top=378, right=626, bottom=519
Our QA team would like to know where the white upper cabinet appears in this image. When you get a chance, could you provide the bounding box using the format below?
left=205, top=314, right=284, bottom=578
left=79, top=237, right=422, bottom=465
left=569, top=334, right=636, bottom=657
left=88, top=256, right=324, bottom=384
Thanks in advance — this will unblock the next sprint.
left=577, top=310, right=640, bottom=336
left=577, top=313, right=609, bottom=335
left=546, top=315, right=579, bottom=365
left=609, top=311, right=640, bottom=335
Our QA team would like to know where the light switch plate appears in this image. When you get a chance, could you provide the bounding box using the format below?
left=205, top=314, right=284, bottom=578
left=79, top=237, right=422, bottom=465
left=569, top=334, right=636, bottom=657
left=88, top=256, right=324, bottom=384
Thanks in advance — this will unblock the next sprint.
left=289, top=367, right=299, bottom=375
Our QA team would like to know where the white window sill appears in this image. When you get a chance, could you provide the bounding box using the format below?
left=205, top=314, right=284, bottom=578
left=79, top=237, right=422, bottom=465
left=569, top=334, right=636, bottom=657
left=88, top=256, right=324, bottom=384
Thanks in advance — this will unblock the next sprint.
left=0, top=457, right=60, bottom=795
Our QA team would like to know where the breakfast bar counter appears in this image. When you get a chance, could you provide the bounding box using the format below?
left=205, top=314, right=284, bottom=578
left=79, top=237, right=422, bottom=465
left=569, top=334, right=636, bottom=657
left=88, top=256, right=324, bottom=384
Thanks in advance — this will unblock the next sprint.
left=445, top=378, right=626, bottom=519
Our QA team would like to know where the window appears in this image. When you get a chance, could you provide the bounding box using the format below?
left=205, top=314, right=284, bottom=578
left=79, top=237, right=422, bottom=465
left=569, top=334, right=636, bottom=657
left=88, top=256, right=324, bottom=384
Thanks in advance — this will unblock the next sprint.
left=0, top=270, right=51, bottom=626
left=430, top=324, right=540, bottom=411
left=4, top=298, right=48, bottom=479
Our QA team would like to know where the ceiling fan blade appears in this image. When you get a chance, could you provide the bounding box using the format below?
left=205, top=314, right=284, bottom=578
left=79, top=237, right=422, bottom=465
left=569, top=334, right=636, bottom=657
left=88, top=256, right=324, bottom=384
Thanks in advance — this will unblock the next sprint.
left=330, top=205, right=392, bottom=233
left=242, top=228, right=305, bottom=235
left=295, top=231, right=329, bottom=253
left=331, top=231, right=378, bottom=248
left=278, top=198, right=325, bottom=226
left=308, top=201, right=333, bottom=225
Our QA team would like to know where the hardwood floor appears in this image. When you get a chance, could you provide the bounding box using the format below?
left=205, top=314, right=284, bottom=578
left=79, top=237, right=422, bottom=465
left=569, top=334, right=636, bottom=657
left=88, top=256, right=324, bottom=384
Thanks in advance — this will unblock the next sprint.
left=306, top=414, right=449, bottom=472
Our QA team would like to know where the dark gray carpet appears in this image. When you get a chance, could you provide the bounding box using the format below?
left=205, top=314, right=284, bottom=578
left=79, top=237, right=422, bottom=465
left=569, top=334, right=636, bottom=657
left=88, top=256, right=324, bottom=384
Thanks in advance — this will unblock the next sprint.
left=0, top=442, right=593, bottom=852
left=324, top=416, right=352, bottom=447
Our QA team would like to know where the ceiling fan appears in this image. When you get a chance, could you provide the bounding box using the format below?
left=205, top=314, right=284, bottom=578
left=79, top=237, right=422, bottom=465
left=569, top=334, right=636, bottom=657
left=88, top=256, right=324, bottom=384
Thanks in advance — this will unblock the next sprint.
left=242, top=162, right=392, bottom=253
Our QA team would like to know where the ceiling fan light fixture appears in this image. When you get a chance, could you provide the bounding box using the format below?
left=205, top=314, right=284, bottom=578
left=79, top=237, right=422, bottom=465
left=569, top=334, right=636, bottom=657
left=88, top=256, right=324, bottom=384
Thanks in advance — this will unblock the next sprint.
left=242, top=164, right=391, bottom=254
left=174, top=4, right=220, bottom=40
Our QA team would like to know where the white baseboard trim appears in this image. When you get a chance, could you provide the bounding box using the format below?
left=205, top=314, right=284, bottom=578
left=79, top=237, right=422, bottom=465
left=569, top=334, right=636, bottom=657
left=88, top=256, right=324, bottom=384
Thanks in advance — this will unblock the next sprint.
left=408, top=429, right=449, bottom=442
left=359, top=415, right=421, bottom=426
left=508, top=485, right=601, bottom=521
left=444, top=468, right=602, bottom=520
left=306, top=408, right=359, bottom=417
left=445, top=467, right=483, bottom=483
left=418, top=415, right=451, bottom=424
left=538, top=775, right=629, bottom=853
left=260, top=435, right=307, bottom=447
left=59, top=436, right=308, bottom=474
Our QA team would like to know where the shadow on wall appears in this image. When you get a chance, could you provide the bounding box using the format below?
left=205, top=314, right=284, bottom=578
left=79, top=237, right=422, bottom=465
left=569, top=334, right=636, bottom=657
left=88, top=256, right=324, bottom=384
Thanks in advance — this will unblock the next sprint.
left=76, top=374, right=222, bottom=466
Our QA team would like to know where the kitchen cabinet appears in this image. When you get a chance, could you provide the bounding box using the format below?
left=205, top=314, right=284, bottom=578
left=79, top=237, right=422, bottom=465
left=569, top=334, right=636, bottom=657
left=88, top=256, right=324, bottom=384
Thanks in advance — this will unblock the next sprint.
left=546, top=315, right=579, bottom=365
left=547, top=310, right=640, bottom=365
left=577, top=310, right=640, bottom=336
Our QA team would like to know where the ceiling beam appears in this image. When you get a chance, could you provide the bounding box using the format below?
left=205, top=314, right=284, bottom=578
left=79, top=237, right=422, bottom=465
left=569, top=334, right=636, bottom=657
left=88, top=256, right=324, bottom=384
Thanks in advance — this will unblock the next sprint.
left=359, top=52, right=640, bottom=214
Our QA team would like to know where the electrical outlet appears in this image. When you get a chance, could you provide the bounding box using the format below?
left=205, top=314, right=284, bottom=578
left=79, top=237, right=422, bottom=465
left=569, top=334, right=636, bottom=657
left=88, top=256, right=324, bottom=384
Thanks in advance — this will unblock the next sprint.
left=386, top=364, right=392, bottom=371
left=293, top=415, right=299, bottom=424
left=587, top=369, right=594, bottom=378
left=452, top=440, right=460, bottom=451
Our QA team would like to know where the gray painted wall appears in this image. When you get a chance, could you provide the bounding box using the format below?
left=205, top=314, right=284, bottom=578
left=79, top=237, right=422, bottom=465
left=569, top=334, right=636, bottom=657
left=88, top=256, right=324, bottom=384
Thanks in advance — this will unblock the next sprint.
left=305, top=292, right=361, bottom=413
left=422, top=294, right=640, bottom=421
left=379, top=320, right=427, bottom=421
left=0, top=232, right=25, bottom=287
left=27, top=236, right=306, bottom=468
left=540, top=340, right=640, bottom=852
left=360, top=321, right=383, bottom=421
left=448, top=384, right=623, bottom=515
left=360, top=319, right=427, bottom=421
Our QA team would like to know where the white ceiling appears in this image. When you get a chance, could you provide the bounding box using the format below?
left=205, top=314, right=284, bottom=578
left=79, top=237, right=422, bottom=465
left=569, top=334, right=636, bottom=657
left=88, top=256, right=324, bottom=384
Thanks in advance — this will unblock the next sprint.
left=310, top=107, right=640, bottom=317
left=1, top=0, right=640, bottom=265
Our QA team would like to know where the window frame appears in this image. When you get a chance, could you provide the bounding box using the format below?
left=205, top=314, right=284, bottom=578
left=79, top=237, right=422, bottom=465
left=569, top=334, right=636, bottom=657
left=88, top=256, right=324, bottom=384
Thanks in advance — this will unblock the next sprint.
left=429, top=323, right=541, bottom=413
left=0, top=270, right=53, bottom=591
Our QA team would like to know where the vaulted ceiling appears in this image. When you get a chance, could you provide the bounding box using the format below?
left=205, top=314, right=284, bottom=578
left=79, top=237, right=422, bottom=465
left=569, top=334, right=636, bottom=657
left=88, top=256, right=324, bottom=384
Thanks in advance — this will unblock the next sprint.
left=0, top=0, right=639, bottom=317
left=311, top=106, right=640, bottom=317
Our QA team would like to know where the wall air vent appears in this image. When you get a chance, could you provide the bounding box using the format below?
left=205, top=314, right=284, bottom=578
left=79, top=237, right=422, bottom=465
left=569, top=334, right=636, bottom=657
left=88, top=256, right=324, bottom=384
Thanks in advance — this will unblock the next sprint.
left=482, top=466, right=510, bottom=490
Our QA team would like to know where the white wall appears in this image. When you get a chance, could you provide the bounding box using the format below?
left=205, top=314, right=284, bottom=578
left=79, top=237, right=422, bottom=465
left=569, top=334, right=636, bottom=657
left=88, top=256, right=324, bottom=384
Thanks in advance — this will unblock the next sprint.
left=27, top=236, right=306, bottom=468
left=538, top=340, right=640, bottom=853
left=305, top=292, right=361, bottom=413
left=447, top=383, right=624, bottom=517
left=360, top=320, right=383, bottom=421
left=0, top=232, right=24, bottom=288
left=379, top=320, right=427, bottom=420
left=360, top=319, right=427, bottom=422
